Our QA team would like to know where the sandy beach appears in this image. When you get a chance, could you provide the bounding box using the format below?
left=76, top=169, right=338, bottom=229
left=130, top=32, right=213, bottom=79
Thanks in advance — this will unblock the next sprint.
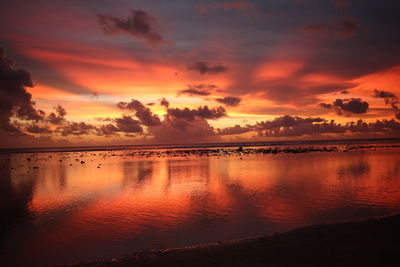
left=63, top=214, right=400, bottom=267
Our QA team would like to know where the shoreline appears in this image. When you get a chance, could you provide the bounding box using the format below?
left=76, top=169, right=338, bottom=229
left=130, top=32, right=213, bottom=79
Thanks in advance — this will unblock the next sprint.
left=60, top=214, right=400, bottom=267
left=2, top=144, right=399, bottom=161
left=1, top=137, right=399, bottom=155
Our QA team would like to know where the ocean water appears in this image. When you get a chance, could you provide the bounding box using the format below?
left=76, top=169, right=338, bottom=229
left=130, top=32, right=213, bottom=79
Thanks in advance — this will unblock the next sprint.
left=1, top=140, right=400, bottom=266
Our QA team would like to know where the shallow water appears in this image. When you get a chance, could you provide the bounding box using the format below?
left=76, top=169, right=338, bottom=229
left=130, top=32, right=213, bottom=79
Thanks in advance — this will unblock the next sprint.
left=1, top=144, right=400, bottom=266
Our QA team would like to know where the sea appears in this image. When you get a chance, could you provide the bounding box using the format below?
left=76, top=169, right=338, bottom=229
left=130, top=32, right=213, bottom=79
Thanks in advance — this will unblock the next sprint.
left=1, top=138, right=400, bottom=266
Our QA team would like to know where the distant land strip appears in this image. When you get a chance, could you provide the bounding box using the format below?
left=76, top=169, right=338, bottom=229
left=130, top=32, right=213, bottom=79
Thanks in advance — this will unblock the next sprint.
left=1, top=138, right=400, bottom=154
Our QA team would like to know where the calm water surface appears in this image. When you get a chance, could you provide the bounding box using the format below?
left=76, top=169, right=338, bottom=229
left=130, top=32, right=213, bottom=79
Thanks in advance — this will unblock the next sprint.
left=1, top=144, right=400, bottom=266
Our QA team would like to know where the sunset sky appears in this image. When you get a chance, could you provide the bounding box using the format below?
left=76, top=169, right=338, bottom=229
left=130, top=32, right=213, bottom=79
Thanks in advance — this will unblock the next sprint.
left=1, top=0, right=400, bottom=147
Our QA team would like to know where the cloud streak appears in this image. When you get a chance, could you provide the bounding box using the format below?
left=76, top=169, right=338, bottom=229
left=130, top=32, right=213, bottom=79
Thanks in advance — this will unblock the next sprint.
left=118, top=99, right=161, bottom=126
left=25, top=124, right=52, bottom=134
left=187, top=62, right=229, bottom=75
left=167, top=106, right=227, bottom=121
left=56, top=122, right=98, bottom=136
left=179, top=84, right=218, bottom=96
left=98, top=9, right=165, bottom=45
left=373, top=89, right=400, bottom=120
left=302, top=15, right=359, bottom=40
left=320, top=98, right=369, bottom=115
left=215, top=96, right=241, bottom=107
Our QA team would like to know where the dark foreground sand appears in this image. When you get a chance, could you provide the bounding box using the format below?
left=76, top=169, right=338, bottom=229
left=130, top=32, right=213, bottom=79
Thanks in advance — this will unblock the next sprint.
left=64, top=214, right=400, bottom=267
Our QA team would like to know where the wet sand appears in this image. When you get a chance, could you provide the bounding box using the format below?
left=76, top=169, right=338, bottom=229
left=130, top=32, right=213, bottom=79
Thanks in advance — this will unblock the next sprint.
left=64, top=214, right=400, bottom=267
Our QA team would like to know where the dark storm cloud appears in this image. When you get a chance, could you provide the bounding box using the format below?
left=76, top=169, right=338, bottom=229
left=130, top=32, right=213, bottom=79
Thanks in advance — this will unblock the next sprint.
left=149, top=111, right=220, bottom=143
left=115, top=99, right=224, bottom=143
left=145, top=103, right=227, bottom=143
left=215, top=96, right=242, bottom=106
left=56, top=122, right=98, bottom=136
left=320, top=98, right=369, bottom=115
left=179, top=88, right=210, bottom=96
left=256, top=115, right=325, bottom=130
left=216, top=115, right=348, bottom=137
left=25, top=124, right=52, bottom=134
left=187, top=62, right=229, bottom=75
left=253, top=115, right=400, bottom=137
left=167, top=106, right=227, bottom=121
left=160, top=97, right=169, bottom=108
left=117, top=99, right=161, bottom=126
left=255, top=116, right=342, bottom=137
left=54, top=115, right=143, bottom=136
left=47, top=104, right=67, bottom=124
left=0, top=46, right=45, bottom=133
left=98, top=123, right=119, bottom=136
left=320, top=103, right=332, bottom=109
left=111, top=99, right=226, bottom=143
left=98, top=10, right=165, bottom=45
left=149, top=116, right=218, bottom=143
left=373, top=89, right=400, bottom=120
left=373, top=89, right=397, bottom=100
left=216, top=124, right=252, bottom=135
left=162, top=114, right=389, bottom=142
left=179, top=84, right=219, bottom=96
left=115, top=115, right=143, bottom=133
left=302, top=15, right=359, bottom=40
left=333, top=98, right=369, bottom=114
left=94, top=117, right=113, bottom=122
left=110, top=110, right=400, bottom=140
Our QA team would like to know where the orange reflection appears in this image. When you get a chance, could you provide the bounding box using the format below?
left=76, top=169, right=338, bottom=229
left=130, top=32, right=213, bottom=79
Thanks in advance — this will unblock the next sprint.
left=3, top=146, right=400, bottom=266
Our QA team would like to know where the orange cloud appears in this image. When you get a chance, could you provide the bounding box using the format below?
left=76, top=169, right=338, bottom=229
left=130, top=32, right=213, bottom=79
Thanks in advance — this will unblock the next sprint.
left=256, top=60, right=304, bottom=80
left=353, top=65, right=400, bottom=96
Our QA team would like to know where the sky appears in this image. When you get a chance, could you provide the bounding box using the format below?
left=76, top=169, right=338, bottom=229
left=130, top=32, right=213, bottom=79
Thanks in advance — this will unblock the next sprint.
left=1, top=0, right=400, bottom=148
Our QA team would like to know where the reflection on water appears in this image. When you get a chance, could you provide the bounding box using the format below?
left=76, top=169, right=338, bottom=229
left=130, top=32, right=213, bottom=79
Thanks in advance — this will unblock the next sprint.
left=1, top=146, right=400, bottom=266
